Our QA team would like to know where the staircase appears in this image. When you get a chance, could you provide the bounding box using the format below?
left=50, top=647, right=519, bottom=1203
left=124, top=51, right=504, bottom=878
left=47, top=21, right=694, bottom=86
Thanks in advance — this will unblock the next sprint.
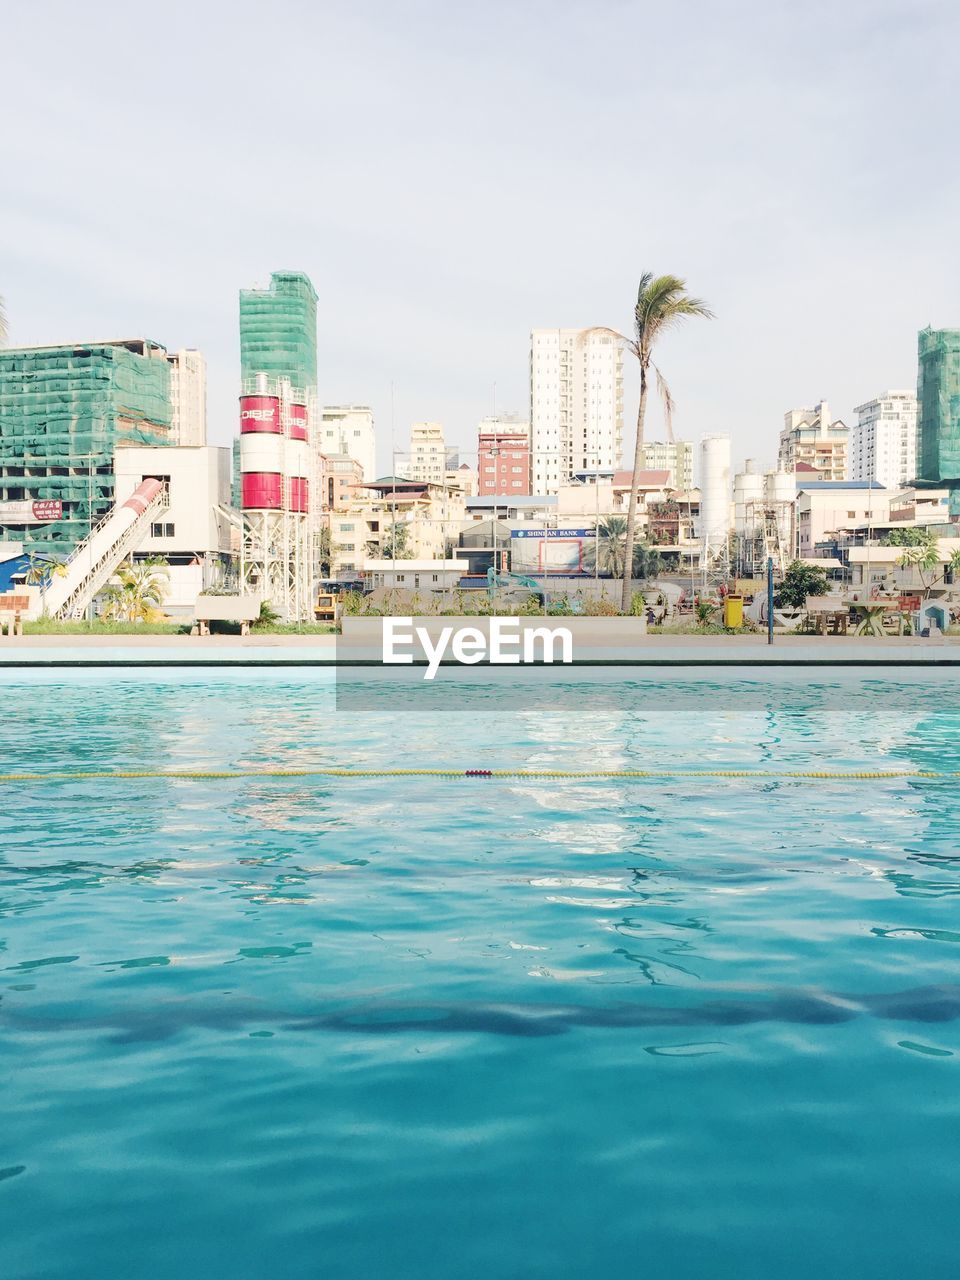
left=45, top=481, right=169, bottom=620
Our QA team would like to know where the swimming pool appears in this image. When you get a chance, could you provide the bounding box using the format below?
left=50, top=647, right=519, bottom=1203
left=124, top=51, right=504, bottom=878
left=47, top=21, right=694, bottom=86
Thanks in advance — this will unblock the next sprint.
left=2, top=669, right=958, bottom=1278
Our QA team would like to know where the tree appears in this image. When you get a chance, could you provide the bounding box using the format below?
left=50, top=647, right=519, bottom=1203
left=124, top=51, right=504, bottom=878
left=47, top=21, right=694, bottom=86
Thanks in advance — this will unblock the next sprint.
left=317, top=525, right=337, bottom=577
left=896, top=530, right=960, bottom=599
left=883, top=527, right=929, bottom=547
left=25, top=551, right=67, bottom=615
left=774, top=560, right=828, bottom=610
left=585, top=516, right=662, bottom=584
left=589, top=515, right=629, bottom=578
left=0, top=294, right=7, bottom=345
left=586, top=274, right=713, bottom=611
left=378, top=519, right=414, bottom=559
left=102, top=558, right=169, bottom=622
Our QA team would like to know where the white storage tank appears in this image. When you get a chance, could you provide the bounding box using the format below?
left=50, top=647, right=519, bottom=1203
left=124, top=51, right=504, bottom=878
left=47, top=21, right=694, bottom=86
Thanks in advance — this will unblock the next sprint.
left=700, top=435, right=732, bottom=565
left=734, top=459, right=764, bottom=534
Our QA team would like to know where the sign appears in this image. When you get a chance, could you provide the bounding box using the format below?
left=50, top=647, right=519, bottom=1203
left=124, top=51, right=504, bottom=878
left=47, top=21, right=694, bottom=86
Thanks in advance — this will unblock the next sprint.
left=510, top=527, right=593, bottom=574
left=511, top=528, right=593, bottom=540
left=0, top=499, right=63, bottom=525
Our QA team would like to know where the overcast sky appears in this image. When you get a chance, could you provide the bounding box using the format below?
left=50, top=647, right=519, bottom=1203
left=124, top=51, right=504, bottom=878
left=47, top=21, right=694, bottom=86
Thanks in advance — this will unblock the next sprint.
left=3, top=0, right=958, bottom=474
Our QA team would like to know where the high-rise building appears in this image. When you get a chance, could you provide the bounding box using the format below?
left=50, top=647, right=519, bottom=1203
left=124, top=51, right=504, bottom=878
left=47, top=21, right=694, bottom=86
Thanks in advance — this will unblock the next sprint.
left=917, top=328, right=960, bottom=515
left=637, top=439, right=694, bottom=490
left=778, top=400, right=848, bottom=480
left=167, top=348, right=206, bottom=446
left=405, top=422, right=447, bottom=485
left=850, top=390, right=917, bottom=489
left=477, top=414, right=530, bottom=496
left=529, top=329, right=623, bottom=494
left=239, top=271, right=318, bottom=390
left=0, top=339, right=173, bottom=554
left=319, top=406, right=376, bottom=481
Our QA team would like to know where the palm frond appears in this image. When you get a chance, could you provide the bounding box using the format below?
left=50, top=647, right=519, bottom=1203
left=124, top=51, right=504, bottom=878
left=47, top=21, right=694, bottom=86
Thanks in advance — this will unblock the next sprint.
left=579, top=325, right=637, bottom=359
left=653, top=363, right=676, bottom=443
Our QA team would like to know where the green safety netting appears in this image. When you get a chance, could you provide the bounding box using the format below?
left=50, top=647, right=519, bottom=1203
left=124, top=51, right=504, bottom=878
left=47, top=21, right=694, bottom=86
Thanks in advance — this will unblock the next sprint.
left=0, top=342, right=172, bottom=553
left=239, top=271, right=318, bottom=391
left=918, top=327, right=960, bottom=513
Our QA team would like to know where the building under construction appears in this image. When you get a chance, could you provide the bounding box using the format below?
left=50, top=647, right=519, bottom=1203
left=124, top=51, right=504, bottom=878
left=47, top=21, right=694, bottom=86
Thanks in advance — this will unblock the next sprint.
left=917, top=327, right=960, bottom=516
left=0, top=339, right=173, bottom=555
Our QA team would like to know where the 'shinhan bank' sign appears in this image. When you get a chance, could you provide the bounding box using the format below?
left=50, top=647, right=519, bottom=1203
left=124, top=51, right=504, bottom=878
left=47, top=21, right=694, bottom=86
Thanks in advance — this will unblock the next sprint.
left=0, top=499, right=63, bottom=525
left=382, top=617, right=573, bottom=680
left=511, top=527, right=593, bottom=574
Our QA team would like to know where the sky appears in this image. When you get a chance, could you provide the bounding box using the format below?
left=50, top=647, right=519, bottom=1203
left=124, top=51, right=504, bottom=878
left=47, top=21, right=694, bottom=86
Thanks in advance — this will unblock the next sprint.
left=3, top=0, right=959, bottom=475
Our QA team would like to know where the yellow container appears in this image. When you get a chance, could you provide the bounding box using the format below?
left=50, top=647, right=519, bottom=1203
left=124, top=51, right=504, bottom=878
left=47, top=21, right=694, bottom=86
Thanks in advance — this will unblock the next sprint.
left=723, top=595, right=744, bottom=628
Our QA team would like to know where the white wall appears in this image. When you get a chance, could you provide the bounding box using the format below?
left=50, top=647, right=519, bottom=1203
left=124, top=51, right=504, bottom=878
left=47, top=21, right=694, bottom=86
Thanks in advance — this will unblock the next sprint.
left=113, top=446, right=232, bottom=554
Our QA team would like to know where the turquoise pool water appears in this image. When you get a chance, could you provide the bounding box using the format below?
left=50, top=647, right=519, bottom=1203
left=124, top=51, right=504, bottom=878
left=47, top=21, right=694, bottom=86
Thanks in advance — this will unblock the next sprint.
left=2, top=668, right=958, bottom=1278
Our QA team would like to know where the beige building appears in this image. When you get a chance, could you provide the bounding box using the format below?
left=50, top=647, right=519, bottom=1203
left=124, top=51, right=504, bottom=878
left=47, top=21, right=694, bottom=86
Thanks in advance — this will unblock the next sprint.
left=796, top=481, right=889, bottom=555
left=167, top=349, right=206, bottom=446
left=637, top=440, right=694, bottom=489
left=404, top=422, right=447, bottom=485
left=530, top=328, right=623, bottom=492
left=779, top=401, right=848, bottom=480
left=320, top=406, right=376, bottom=481
left=330, top=476, right=466, bottom=573
left=319, top=453, right=365, bottom=512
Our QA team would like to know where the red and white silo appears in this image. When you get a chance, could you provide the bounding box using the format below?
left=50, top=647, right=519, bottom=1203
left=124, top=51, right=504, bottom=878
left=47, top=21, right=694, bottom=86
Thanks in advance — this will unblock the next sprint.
left=285, top=400, right=310, bottom=513
left=239, top=392, right=283, bottom=510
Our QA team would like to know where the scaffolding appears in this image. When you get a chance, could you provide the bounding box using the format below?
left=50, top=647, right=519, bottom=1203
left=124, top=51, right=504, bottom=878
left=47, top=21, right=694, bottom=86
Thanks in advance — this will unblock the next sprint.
left=0, top=340, right=172, bottom=554
left=239, top=272, right=318, bottom=390
left=918, top=327, right=960, bottom=514
left=735, top=500, right=794, bottom=577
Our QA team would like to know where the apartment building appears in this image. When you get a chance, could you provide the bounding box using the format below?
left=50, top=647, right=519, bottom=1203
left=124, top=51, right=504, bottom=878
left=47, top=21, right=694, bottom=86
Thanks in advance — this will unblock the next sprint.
left=779, top=400, right=848, bottom=480
left=530, top=329, right=623, bottom=493
left=850, top=391, right=917, bottom=488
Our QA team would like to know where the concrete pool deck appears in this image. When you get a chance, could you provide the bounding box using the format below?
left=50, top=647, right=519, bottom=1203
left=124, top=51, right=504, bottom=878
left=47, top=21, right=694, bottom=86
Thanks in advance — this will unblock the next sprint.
left=2, top=631, right=960, bottom=665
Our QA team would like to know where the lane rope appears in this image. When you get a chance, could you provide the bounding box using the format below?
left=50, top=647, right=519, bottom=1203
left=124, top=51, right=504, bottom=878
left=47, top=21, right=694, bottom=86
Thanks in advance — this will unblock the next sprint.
left=0, top=768, right=952, bottom=783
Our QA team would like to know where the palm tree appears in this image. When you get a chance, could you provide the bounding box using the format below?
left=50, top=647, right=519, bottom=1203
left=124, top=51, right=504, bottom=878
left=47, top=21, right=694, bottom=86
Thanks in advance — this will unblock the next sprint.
left=587, top=274, right=713, bottom=610
left=897, top=532, right=960, bottom=600
left=586, top=516, right=663, bottom=586
left=590, top=515, right=629, bottom=578
left=24, top=551, right=67, bottom=615
left=0, top=294, right=7, bottom=345
left=102, top=559, right=169, bottom=622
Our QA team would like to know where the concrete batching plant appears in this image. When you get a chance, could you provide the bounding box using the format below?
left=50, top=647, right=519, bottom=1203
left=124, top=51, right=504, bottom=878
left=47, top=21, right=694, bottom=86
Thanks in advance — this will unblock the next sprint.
left=238, top=375, right=312, bottom=620
left=733, top=461, right=796, bottom=576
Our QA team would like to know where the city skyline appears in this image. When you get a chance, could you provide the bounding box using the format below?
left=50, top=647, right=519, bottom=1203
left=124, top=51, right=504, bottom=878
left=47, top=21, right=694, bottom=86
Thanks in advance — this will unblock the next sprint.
left=3, top=1, right=958, bottom=475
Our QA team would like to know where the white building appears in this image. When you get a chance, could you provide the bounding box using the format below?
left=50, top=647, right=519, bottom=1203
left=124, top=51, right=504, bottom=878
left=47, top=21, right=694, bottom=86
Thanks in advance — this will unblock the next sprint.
left=113, top=445, right=235, bottom=615
left=404, top=422, right=447, bottom=485
left=167, top=349, right=206, bottom=446
left=795, top=481, right=889, bottom=556
left=319, top=406, right=376, bottom=482
left=637, top=439, right=694, bottom=489
left=851, top=390, right=918, bottom=489
left=530, top=329, right=623, bottom=493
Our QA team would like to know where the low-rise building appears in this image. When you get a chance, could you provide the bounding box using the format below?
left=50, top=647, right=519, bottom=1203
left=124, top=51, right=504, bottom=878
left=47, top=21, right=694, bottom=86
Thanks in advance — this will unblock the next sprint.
left=362, top=558, right=469, bottom=591
left=796, top=480, right=889, bottom=556
left=329, top=476, right=467, bottom=574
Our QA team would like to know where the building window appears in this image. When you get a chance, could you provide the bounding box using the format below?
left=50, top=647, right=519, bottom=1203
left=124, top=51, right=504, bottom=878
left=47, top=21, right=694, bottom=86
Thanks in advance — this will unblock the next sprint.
left=151, top=523, right=175, bottom=537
